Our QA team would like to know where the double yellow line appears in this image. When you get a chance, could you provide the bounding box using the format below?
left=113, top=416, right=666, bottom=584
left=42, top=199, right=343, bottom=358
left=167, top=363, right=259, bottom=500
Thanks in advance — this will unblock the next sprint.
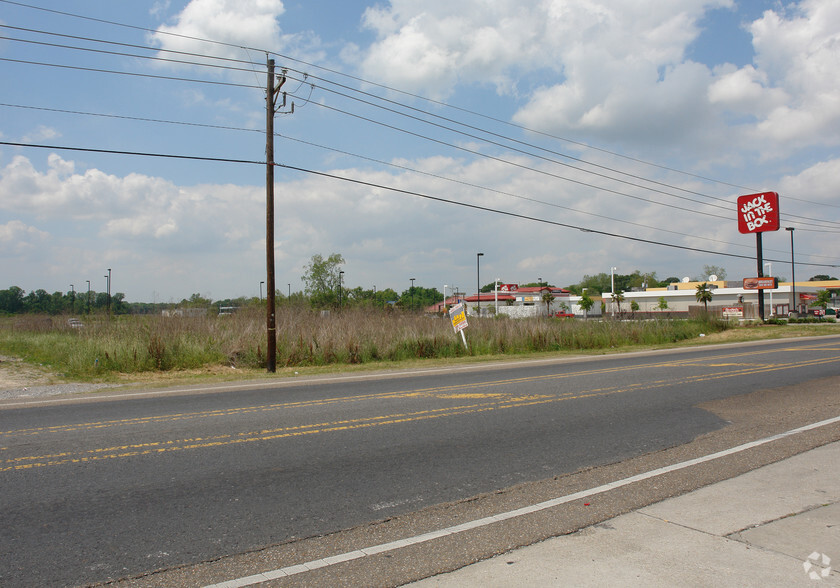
left=2, top=345, right=838, bottom=472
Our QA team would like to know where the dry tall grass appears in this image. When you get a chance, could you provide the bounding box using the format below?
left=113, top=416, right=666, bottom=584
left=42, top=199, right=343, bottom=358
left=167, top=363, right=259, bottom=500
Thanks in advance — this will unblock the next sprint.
left=0, top=308, right=728, bottom=377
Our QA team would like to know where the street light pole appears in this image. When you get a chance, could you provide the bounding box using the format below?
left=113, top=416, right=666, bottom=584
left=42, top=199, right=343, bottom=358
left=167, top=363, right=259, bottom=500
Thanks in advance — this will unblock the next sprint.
left=339, top=271, right=344, bottom=311
left=443, top=284, right=448, bottom=313
left=70, top=284, right=74, bottom=314
left=476, top=252, right=484, bottom=316
left=410, top=277, right=416, bottom=311
left=765, top=262, right=773, bottom=315
left=260, top=281, right=264, bottom=302
left=786, top=227, right=796, bottom=315
left=107, top=268, right=111, bottom=319
left=610, top=266, right=617, bottom=317
left=86, top=280, right=90, bottom=315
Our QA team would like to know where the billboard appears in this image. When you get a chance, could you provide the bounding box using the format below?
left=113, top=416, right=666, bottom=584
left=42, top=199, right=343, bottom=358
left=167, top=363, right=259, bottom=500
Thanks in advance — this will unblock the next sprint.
left=737, top=192, right=780, bottom=234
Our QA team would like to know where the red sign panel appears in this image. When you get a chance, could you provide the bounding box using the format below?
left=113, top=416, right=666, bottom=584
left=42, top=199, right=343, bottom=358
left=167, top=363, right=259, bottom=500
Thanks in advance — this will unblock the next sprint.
left=743, top=277, right=778, bottom=290
left=737, top=192, right=780, bottom=234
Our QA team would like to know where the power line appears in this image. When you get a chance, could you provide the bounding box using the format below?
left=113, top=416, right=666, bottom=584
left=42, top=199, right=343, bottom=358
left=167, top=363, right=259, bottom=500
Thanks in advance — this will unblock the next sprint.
left=0, top=33, right=264, bottom=76
left=0, top=141, right=263, bottom=165
left=0, top=23, right=262, bottom=68
left=5, top=0, right=838, bottom=219
left=3, top=101, right=836, bottom=258
left=3, top=140, right=836, bottom=268
left=278, top=71, right=840, bottom=229
left=0, top=56, right=262, bottom=89
left=6, top=51, right=836, bottom=231
left=275, top=162, right=838, bottom=268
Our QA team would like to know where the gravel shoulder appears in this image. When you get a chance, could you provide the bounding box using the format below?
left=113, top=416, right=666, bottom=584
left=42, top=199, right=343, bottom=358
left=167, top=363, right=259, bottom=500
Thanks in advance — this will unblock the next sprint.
left=0, top=355, right=116, bottom=400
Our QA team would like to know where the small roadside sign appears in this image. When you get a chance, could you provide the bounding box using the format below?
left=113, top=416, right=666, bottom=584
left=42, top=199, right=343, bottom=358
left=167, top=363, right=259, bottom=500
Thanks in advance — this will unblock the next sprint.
left=448, top=303, right=469, bottom=349
left=449, top=303, right=468, bottom=332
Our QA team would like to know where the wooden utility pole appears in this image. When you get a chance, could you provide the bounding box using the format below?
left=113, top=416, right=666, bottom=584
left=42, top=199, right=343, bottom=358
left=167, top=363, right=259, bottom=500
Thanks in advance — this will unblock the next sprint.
left=266, top=58, right=278, bottom=372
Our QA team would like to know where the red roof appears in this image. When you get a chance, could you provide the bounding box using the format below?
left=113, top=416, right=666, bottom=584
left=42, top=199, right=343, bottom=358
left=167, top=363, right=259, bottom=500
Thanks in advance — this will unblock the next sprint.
left=463, top=293, right=516, bottom=303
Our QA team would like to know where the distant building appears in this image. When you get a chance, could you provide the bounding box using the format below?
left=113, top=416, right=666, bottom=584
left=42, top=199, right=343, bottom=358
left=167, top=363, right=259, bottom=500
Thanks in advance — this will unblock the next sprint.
left=452, top=278, right=838, bottom=319
left=603, top=279, right=840, bottom=318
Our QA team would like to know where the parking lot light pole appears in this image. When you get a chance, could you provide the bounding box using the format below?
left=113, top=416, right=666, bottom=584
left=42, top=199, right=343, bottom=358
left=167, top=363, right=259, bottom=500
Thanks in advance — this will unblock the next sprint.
left=786, top=227, right=796, bottom=314
left=476, top=253, right=484, bottom=316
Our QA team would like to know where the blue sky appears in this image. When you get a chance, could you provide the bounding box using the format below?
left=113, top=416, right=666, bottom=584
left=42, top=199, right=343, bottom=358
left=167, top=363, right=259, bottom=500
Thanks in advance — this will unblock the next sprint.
left=1, top=0, right=839, bottom=302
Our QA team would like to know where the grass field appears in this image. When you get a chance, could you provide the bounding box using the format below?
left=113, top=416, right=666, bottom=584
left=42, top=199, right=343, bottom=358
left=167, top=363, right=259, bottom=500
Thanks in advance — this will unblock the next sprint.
left=0, top=308, right=836, bottom=386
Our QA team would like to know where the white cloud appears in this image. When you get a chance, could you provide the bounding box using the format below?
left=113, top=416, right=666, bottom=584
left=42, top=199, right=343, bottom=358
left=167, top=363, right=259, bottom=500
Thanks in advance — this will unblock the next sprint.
left=149, top=0, right=326, bottom=73
left=20, top=126, right=61, bottom=143
left=352, top=0, right=840, bottom=163
left=152, top=0, right=286, bottom=58
left=0, top=220, right=49, bottom=255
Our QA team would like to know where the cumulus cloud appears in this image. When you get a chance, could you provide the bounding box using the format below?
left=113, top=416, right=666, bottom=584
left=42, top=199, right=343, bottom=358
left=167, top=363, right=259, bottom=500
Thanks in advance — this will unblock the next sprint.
left=352, top=0, right=840, bottom=163
left=0, top=220, right=49, bottom=255
left=152, top=0, right=286, bottom=57
left=149, top=0, right=325, bottom=73
left=20, top=126, right=61, bottom=144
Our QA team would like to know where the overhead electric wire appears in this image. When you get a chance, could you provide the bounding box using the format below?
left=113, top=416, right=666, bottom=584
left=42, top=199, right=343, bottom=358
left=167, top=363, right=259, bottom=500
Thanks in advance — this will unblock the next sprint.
left=0, top=56, right=262, bottom=89
left=275, top=161, right=839, bottom=269
left=5, top=0, right=837, bottom=215
left=0, top=23, right=262, bottom=68
left=3, top=101, right=837, bottom=260
left=0, top=33, right=265, bottom=76
left=3, top=1, right=838, bottom=247
left=0, top=102, right=263, bottom=134
left=3, top=140, right=836, bottom=269
left=5, top=0, right=838, bottom=219
left=6, top=47, right=836, bottom=232
left=278, top=70, right=840, bottom=229
left=0, top=141, right=262, bottom=165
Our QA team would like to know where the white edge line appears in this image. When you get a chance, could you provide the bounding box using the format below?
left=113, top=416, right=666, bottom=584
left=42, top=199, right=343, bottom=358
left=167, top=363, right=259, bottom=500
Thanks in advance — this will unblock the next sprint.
left=203, top=414, right=840, bottom=588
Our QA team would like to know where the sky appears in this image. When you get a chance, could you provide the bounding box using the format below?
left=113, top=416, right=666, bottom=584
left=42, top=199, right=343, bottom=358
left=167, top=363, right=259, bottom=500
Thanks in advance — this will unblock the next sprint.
left=1, top=0, right=839, bottom=303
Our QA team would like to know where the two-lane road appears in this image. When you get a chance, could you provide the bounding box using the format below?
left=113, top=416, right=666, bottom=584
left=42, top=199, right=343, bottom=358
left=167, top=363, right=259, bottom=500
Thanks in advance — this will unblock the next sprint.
left=1, top=336, right=839, bottom=586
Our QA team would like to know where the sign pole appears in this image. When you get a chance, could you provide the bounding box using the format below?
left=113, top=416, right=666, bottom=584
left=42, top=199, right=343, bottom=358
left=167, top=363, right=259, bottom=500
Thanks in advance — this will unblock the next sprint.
left=737, top=191, right=779, bottom=323
left=756, top=232, right=765, bottom=321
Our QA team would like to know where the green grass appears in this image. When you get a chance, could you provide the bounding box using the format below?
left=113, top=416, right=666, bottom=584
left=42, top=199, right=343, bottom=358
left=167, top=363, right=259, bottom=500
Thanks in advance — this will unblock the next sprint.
left=0, top=309, right=739, bottom=382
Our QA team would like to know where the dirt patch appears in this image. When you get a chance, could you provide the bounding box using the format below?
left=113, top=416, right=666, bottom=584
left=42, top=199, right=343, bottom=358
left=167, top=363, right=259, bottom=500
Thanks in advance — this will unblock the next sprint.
left=0, top=355, right=59, bottom=389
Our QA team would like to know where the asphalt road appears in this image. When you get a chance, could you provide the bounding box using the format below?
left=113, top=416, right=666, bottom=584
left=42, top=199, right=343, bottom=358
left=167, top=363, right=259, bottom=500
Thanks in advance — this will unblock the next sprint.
left=1, top=335, right=839, bottom=587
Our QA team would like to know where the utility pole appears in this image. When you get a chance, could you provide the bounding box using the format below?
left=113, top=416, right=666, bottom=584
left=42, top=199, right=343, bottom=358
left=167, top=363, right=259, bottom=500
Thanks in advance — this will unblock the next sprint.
left=266, top=58, right=279, bottom=372
left=265, top=58, right=293, bottom=372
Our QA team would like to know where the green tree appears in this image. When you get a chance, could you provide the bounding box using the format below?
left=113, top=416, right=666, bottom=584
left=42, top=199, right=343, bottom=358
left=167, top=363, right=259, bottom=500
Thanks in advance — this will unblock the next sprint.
left=302, top=253, right=345, bottom=308
left=702, top=265, right=727, bottom=281
left=695, top=282, right=713, bottom=311
left=578, top=291, right=594, bottom=318
left=657, top=297, right=669, bottom=311
left=630, top=300, right=640, bottom=315
left=0, top=286, right=25, bottom=314
left=183, top=293, right=213, bottom=307
left=811, top=290, right=831, bottom=311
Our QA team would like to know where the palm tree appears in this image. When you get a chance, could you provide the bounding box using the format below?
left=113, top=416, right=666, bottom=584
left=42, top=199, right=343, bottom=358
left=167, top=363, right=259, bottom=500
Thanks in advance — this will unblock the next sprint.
left=695, top=282, right=713, bottom=311
left=542, top=289, right=554, bottom=316
left=611, top=291, right=625, bottom=316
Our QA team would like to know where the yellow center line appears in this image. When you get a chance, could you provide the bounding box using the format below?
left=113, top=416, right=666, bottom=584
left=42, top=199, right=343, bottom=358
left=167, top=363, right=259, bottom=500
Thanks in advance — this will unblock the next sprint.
left=1, top=344, right=837, bottom=439
left=3, top=353, right=839, bottom=472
